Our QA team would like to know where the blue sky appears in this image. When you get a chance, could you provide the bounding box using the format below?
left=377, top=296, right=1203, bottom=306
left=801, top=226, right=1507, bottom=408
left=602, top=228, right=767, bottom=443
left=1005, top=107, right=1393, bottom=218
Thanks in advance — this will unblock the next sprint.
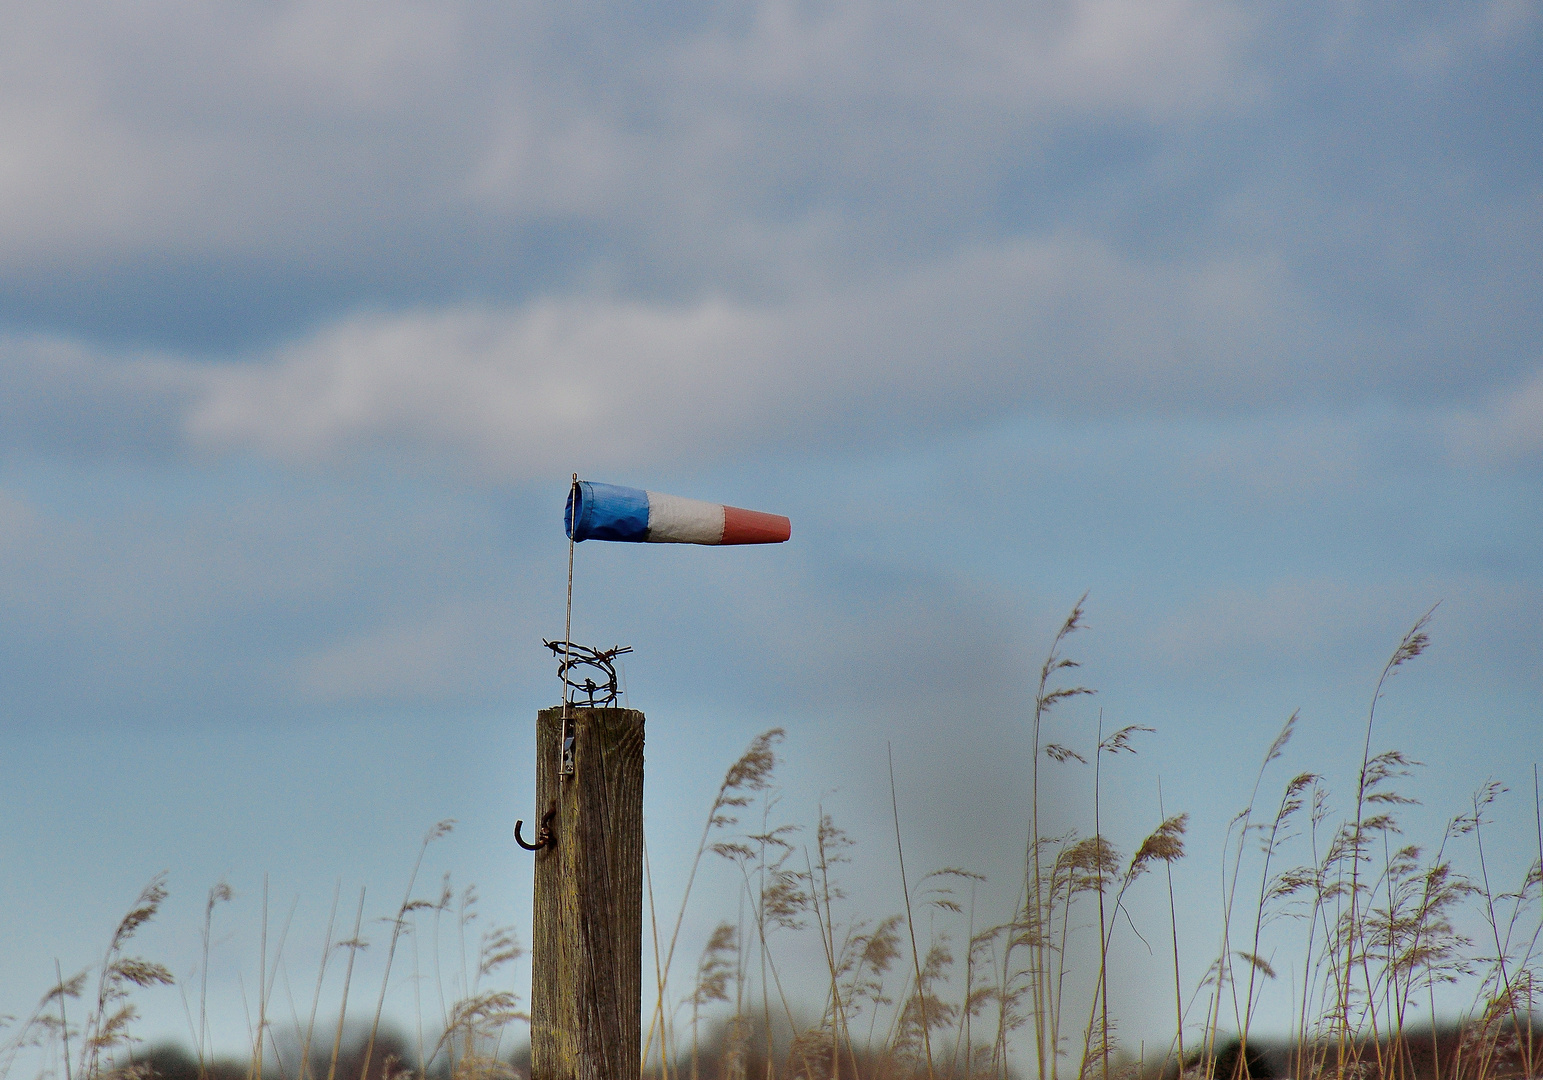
left=1, top=0, right=1540, bottom=1069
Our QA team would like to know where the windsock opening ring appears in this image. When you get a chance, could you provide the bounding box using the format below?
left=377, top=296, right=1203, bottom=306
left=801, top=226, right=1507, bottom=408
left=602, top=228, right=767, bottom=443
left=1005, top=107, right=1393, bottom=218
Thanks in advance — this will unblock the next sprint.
left=564, top=481, right=790, bottom=546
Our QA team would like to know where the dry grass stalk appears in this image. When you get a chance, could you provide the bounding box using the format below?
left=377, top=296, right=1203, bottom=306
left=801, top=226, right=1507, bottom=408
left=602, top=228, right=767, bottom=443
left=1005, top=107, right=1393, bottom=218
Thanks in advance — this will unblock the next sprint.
left=645, top=730, right=785, bottom=1075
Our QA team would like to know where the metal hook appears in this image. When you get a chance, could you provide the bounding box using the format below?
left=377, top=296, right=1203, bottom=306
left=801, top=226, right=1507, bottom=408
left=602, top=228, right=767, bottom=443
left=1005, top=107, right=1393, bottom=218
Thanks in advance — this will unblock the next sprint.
left=515, top=802, right=557, bottom=852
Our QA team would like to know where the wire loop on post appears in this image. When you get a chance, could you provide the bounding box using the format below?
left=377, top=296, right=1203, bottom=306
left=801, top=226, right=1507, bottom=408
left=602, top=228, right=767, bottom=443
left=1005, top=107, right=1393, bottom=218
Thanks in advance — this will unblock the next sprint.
left=544, top=641, right=633, bottom=707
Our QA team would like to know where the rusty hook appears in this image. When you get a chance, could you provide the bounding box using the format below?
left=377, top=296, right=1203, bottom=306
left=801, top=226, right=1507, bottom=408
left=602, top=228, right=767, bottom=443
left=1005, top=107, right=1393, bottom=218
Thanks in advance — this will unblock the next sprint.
left=515, top=802, right=557, bottom=852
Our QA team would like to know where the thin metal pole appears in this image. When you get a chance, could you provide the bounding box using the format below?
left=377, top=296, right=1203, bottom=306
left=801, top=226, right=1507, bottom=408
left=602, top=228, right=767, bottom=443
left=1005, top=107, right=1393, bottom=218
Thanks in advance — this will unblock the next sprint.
left=562, top=474, right=578, bottom=779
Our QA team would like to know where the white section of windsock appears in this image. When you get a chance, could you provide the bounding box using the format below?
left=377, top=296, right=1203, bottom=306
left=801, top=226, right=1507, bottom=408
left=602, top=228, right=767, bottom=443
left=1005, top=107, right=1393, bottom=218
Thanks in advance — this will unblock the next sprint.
left=644, top=491, right=727, bottom=544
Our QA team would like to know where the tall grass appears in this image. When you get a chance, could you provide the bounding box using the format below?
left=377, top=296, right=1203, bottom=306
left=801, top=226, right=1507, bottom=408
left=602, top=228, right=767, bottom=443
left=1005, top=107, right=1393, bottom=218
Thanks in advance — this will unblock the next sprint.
left=632, top=602, right=1538, bottom=1080
left=1, top=820, right=529, bottom=1080
left=4, top=603, right=1538, bottom=1080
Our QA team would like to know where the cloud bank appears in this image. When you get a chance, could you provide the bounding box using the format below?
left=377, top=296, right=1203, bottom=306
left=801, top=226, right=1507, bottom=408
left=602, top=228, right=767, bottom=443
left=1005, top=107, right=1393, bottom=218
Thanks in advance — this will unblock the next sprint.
left=0, top=0, right=1537, bottom=470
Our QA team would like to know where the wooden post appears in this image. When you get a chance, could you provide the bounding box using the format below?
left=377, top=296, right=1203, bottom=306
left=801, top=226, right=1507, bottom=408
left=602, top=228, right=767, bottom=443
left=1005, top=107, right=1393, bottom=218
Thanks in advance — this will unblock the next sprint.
left=531, top=706, right=645, bottom=1080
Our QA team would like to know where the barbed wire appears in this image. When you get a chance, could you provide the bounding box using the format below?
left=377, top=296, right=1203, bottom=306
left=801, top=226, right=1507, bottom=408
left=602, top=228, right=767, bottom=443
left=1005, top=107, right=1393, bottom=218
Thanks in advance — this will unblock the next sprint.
left=543, top=639, right=632, bottom=707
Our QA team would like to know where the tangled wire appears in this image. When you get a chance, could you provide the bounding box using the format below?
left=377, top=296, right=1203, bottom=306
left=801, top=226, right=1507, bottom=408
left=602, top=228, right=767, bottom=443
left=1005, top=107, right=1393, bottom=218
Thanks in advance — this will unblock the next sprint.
left=542, top=640, right=633, bottom=707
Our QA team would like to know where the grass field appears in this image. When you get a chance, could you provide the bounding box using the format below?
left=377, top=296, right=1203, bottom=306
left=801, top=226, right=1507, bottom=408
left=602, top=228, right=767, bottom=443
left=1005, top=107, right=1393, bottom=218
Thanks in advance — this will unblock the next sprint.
left=5, top=603, right=1538, bottom=1080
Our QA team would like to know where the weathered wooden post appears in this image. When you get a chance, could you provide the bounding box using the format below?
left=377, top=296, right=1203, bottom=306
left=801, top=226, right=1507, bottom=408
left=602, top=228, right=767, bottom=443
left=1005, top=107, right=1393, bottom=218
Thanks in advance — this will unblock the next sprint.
left=530, top=706, right=645, bottom=1080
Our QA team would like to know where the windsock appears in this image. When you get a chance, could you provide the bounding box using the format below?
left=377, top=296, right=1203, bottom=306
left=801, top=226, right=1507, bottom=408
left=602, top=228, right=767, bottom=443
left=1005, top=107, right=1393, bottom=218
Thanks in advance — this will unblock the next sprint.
left=564, top=482, right=791, bottom=545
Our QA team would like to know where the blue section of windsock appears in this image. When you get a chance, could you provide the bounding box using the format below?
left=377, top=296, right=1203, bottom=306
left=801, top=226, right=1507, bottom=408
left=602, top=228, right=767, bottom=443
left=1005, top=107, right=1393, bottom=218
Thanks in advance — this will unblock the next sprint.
left=565, top=482, right=651, bottom=542
left=565, top=480, right=791, bottom=545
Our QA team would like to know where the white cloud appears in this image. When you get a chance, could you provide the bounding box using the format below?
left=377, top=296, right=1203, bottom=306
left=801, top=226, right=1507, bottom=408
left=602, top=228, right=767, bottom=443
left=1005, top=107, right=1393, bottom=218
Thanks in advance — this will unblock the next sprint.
left=0, top=2, right=486, bottom=263
left=0, top=0, right=1534, bottom=471
left=0, top=0, right=1259, bottom=267
left=251, top=0, right=464, bottom=107
left=666, top=0, right=1254, bottom=115
left=5, top=232, right=1533, bottom=484
left=175, top=234, right=1321, bottom=475
left=184, top=297, right=778, bottom=473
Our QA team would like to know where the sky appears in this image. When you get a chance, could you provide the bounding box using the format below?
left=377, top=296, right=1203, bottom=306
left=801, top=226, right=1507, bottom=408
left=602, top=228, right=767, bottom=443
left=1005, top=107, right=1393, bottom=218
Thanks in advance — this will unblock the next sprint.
left=1, top=0, right=1541, bottom=1071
